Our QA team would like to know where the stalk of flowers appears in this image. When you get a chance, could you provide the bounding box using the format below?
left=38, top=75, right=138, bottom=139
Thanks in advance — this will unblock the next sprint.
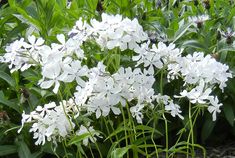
left=132, top=40, right=183, bottom=74
left=69, top=13, right=148, bottom=51
left=74, top=62, right=156, bottom=124
left=18, top=99, right=101, bottom=146
left=168, top=52, right=232, bottom=120
left=1, top=13, right=148, bottom=94
left=18, top=100, right=76, bottom=146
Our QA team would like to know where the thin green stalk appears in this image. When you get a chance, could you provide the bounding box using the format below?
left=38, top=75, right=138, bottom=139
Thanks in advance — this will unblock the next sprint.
left=103, top=117, right=114, bottom=144
left=142, top=129, right=149, bottom=157
left=151, top=116, right=159, bottom=158
left=88, top=143, right=95, bottom=158
left=85, top=127, right=103, bottom=158
left=107, top=116, right=121, bottom=148
left=189, top=102, right=195, bottom=157
left=62, top=141, right=69, bottom=158
left=125, top=103, right=138, bottom=158
left=120, top=105, right=129, bottom=158
left=160, top=70, right=168, bottom=158
left=163, top=114, right=169, bottom=158
left=51, top=145, right=60, bottom=158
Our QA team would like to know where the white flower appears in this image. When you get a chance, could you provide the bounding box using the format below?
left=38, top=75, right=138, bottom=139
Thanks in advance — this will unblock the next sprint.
left=76, top=125, right=101, bottom=146
left=208, top=96, right=222, bottom=121
left=51, top=34, right=66, bottom=51
left=1, top=38, right=34, bottom=72
left=130, top=104, right=144, bottom=123
left=68, top=18, right=93, bottom=42
left=60, top=60, right=88, bottom=86
left=40, top=62, right=62, bottom=93
left=221, top=28, right=235, bottom=38
left=188, top=14, right=209, bottom=27
left=133, top=41, right=182, bottom=70
left=89, top=13, right=148, bottom=51
left=168, top=52, right=232, bottom=91
left=23, top=35, right=44, bottom=52
left=18, top=101, right=76, bottom=145
left=155, top=94, right=184, bottom=120
left=176, top=80, right=212, bottom=104
left=165, top=101, right=184, bottom=120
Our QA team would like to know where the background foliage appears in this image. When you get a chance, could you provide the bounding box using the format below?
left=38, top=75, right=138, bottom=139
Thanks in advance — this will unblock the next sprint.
left=0, top=0, right=235, bottom=157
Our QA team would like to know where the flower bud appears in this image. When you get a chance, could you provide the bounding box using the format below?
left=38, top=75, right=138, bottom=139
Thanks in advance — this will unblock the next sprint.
left=216, top=31, right=221, bottom=40
left=203, top=0, right=210, bottom=10
left=197, top=22, right=203, bottom=28
left=194, top=0, right=199, bottom=6
left=226, top=36, right=233, bottom=44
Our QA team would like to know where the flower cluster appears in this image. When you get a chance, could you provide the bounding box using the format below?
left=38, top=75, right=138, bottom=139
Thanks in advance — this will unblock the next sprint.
left=18, top=99, right=101, bottom=146
left=132, top=41, right=182, bottom=73
left=0, top=36, right=44, bottom=72
left=167, top=52, right=232, bottom=90
left=74, top=62, right=155, bottom=123
left=69, top=13, right=148, bottom=51
left=168, top=52, right=232, bottom=120
left=18, top=100, right=76, bottom=145
left=154, top=94, right=184, bottom=119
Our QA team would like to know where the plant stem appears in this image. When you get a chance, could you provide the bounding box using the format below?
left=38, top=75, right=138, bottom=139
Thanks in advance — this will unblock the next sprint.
left=126, top=103, right=138, bottom=158
left=151, top=116, right=159, bottom=158
left=103, top=117, right=114, bottom=144
left=120, top=105, right=129, bottom=158
left=62, top=141, right=69, bottom=158
left=189, top=102, right=195, bottom=157
left=89, top=143, right=95, bottom=158
left=163, top=113, right=169, bottom=158
left=160, top=70, right=168, bottom=158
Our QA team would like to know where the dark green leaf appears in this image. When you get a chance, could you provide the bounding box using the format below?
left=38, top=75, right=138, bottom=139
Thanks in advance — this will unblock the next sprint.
left=0, top=91, right=20, bottom=113
left=0, top=145, right=17, bottom=156
left=0, top=71, right=16, bottom=87
left=223, top=103, right=235, bottom=126
left=201, top=116, right=216, bottom=142
left=16, top=140, right=32, bottom=158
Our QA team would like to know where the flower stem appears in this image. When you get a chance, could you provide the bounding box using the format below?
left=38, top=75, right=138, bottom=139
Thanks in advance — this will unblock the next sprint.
left=189, top=102, right=195, bottom=157
left=163, top=113, right=169, bottom=158
left=120, top=105, right=129, bottom=158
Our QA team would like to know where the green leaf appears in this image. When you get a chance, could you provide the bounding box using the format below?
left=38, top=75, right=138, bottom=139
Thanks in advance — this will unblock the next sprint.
left=201, top=116, right=216, bottom=142
left=0, top=71, right=16, bottom=87
left=16, top=140, right=32, bottom=158
left=68, top=131, right=96, bottom=146
left=173, top=22, right=192, bottom=43
left=223, top=104, right=235, bottom=127
left=111, top=146, right=132, bottom=158
left=182, top=40, right=206, bottom=50
left=105, top=124, right=132, bottom=141
left=0, top=145, right=18, bottom=156
left=0, top=91, right=20, bottom=113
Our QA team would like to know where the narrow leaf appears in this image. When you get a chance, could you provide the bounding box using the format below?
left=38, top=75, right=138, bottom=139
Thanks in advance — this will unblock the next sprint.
left=0, top=71, right=16, bottom=87
left=223, top=104, right=235, bottom=127
left=0, top=145, right=17, bottom=156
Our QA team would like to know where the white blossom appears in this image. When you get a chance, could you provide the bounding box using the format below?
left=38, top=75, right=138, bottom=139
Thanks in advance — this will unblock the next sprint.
left=76, top=124, right=101, bottom=146
left=208, top=96, right=222, bottom=121
left=168, top=52, right=232, bottom=91
left=18, top=100, right=76, bottom=145
left=155, top=94, right=184, bottom=119
left=176, top=80, right=212, bottom=104
left=132, top=41, right=182, bottom=70
left=188, top=14, right=209, bottom=27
